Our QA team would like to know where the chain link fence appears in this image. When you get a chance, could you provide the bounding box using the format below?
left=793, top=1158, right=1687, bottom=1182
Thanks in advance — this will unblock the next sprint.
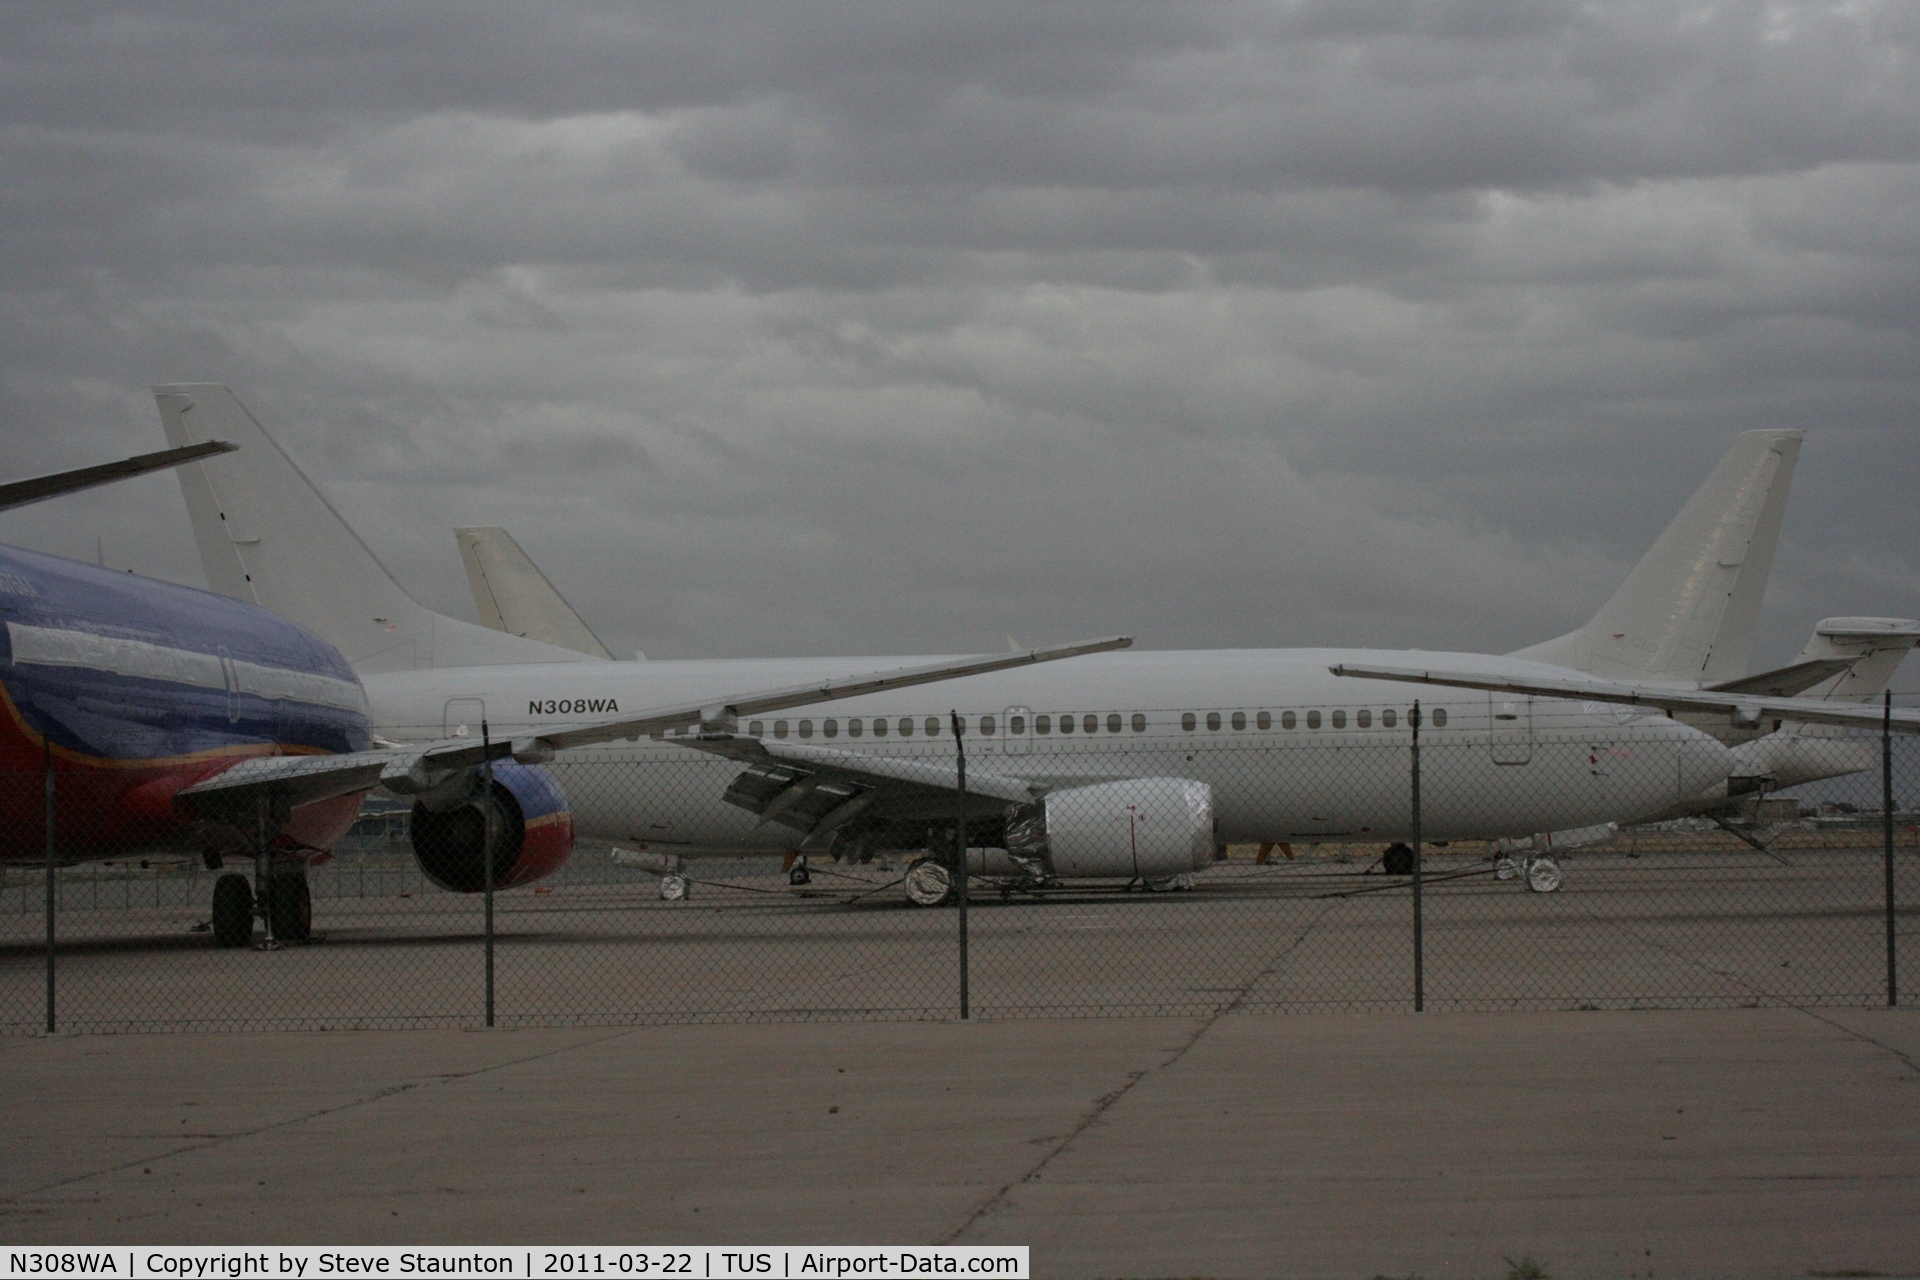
left=4, top=695, right=1915, bottom=1033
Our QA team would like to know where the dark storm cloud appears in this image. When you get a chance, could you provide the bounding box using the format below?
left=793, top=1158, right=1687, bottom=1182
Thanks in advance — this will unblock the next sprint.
left=0, top=1, right=1915, bottom=679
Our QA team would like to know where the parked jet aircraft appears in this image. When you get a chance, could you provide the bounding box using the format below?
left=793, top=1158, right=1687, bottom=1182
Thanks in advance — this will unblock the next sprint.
left=157, top=386, right=1919, bottom=904
left=0, top=438, right=378, bottom=943
left=0, top=425, right=1122, bottom=943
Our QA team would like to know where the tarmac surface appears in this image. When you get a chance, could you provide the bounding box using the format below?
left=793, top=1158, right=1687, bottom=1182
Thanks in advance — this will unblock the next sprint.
left=5, top=843, right=1919, bottom=1275
left=4, top=1006, right=1920, bottom=1279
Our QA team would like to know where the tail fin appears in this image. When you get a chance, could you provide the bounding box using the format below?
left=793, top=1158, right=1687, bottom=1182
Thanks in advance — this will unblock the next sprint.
left=1789, top=617, right=1920, bottom=702
left=456, top=527, right=614, bottom=660
left=1511, top=429, right=1801, bottom=682
left=153, top=384, right=596, bottom=673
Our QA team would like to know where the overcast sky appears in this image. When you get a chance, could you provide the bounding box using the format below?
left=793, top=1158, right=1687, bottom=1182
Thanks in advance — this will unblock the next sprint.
left=1, top=2, right=1914, bottom=683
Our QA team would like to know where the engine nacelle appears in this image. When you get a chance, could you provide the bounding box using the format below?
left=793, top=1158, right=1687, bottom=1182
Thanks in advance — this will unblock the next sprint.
left=410, top=761, right=574, bottom=893
left=1014, top=778, right=1215, bottom=879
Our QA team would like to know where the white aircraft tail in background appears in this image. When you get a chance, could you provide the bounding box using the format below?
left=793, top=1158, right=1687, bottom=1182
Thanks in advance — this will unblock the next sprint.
left=1787, top=617, right=1920, bottom=703
left=456, top=526, right=614, bottom=660
left=156, top=383, right=596, bottom=674
left=1510, top=429, right=1801, bottom=683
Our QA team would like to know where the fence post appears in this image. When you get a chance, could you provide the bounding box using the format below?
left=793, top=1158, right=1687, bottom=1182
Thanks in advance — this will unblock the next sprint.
left=951, top=710, right=969, bottom=1021
left=1885, top=691, right=1897, bottom=1008
left=483, top=719, right=496, bottom=1028
left=44, top=739, right=55, bottom=1034
left=1411, top=699, right=1424, bottom=1014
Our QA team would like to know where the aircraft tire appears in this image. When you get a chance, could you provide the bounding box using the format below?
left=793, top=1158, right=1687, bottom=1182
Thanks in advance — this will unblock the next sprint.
left=268, top=873, right=312, bottom=942
left=788, top=864, right=811, bottom=886
left=211, top=873, right=254, bottom=948
left=1381, top=843, right=1415, bottom=876
left=1524, top=856, right=1563, bottom=894
left=903, top=857, right=954, bottom=907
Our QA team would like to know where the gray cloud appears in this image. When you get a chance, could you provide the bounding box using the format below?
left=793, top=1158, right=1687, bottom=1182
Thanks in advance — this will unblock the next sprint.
left=0, top=1, right=1915, bottom=684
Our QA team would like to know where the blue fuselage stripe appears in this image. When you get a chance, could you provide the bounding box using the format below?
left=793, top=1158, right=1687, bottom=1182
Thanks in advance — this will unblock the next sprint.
left=0, top=544, right=372, bottom=763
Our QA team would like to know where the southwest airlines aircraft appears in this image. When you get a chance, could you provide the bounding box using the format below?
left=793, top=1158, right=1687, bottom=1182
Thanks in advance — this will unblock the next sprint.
left=155, top=386, right=1919, bottom=908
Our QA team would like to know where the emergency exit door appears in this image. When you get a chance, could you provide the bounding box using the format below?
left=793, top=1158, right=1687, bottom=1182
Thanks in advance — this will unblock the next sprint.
left=1489, top=693, right=1533, bottom=765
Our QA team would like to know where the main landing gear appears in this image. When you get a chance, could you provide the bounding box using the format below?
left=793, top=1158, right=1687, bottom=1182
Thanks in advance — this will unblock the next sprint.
left=209, top=869, right=312, bottom=948
left=211, top=872, right=254, bottom=948
left=206, top=794, right=314, bottom=948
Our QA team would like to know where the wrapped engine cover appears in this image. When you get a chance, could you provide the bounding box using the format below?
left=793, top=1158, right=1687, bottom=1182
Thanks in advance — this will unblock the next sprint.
left=1041, top=778, right=1214, bottom=878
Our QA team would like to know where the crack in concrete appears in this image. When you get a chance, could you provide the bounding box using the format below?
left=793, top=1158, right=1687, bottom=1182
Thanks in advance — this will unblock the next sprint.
left=1587, top=906, right=1920, bottom=1076
left=939, top=899, right=1336, bottom=1245
left=2, top=1028, right=638, bottom=1203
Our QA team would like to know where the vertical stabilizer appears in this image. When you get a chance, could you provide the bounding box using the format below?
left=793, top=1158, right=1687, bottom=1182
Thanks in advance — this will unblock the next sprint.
left=153, top=384, right=595, bottom=672
left=1511, top=429, right=1801, bottom=682
left=456, top=527, right=614, bottom=660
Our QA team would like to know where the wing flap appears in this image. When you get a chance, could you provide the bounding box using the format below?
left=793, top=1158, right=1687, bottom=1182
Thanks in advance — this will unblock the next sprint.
left=678, top=734, right=1034, bottom=836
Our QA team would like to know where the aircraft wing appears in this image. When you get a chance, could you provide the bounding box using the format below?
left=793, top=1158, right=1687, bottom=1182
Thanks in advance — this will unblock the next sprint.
left=1327, top=662, right=1920, bottom=735
left=675, top=734, right=1038, bottom=836
left=529, top=634, right=1133, bottom=752
left=1704, top=658, right=1858, bottom=697
left=0, top=440, right=236, bottom=513
left=176, top=635, right=1133, bottom=818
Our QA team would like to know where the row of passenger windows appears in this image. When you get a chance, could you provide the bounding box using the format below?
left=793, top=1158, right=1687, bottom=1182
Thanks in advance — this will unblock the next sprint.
left=729, top=707, right=1446, bottom=740
left=1175, top=707, right=1446, bottom=731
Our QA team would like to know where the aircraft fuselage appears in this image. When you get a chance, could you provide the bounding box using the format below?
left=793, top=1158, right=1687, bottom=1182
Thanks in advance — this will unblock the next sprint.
left=0, top=544, right=373, bottom=865
left=364, top=650, right=1734, bottom=852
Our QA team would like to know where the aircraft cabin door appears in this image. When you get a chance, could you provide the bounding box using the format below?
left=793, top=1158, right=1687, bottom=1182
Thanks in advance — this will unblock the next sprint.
left=444, top=697, right=487, bottom=740
left=1489, top=693, right=1533, bottom=765
left=1003, top=706, right=1032, bottom=755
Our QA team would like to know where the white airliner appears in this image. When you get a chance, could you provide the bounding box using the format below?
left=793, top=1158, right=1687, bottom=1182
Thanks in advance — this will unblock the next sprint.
left=155, top=386, right=1919, bottom=904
